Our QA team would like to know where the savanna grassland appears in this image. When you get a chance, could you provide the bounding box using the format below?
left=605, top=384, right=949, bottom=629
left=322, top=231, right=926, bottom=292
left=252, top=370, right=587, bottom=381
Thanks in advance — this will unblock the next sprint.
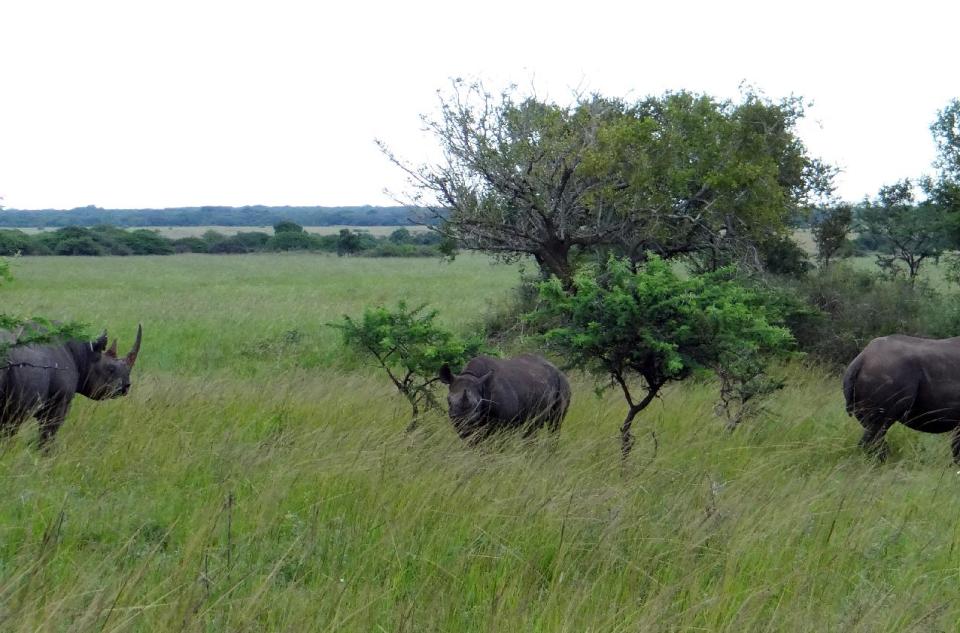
left=2, top=253, right=960, bottom=632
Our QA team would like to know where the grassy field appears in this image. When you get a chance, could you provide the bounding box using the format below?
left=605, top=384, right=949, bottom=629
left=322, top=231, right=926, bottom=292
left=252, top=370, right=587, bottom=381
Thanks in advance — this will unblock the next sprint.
left=2, top=254, right=960, bottom=631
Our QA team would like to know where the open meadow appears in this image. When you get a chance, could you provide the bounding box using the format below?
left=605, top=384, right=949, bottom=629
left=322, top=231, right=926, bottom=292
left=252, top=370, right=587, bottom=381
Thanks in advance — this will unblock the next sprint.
left=2, top=254, right=960, bottom=631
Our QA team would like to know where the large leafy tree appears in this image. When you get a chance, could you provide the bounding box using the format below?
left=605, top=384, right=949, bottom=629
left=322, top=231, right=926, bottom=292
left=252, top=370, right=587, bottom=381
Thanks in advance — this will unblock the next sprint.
left=811, top=204, right=854, bottom=267
left=931, top=99, right=960, bottom=181
left=534, top=255, right=794, bottom=455
left=384, top=81, right=833, bottom=284
left=857, top=180, right=951, bottom=282
left=928, top=99, right=960, bottom=233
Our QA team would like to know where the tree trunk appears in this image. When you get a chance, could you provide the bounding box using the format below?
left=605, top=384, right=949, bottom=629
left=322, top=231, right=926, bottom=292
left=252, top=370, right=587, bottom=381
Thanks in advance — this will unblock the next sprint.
left=534, top=242, right=573, bottom=288
left=620, top=405, right=642, bottom=458
left=616, top=384, right=662, bottom=459
left=405, top=399, right=421, bottom=433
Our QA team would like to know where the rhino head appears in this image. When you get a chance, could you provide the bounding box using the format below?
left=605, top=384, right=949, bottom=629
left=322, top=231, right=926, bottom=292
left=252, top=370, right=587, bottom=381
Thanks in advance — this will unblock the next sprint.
left=81, top=324, right=142, bottom=400
left=439, top=363, right=493, bottom=438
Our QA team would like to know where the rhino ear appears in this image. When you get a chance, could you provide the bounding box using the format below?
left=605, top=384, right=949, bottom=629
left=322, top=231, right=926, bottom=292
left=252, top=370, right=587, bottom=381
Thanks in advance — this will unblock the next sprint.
left=92, top=331, right=108, bottom=353
left=439, top=364, right=454, bottom=385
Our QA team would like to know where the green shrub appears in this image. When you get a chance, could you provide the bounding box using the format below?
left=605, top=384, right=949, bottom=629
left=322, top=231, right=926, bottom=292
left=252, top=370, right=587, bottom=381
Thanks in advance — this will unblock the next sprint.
left=758, top=234, right=811, bottom=277
left=201, top=230, right=229, bottom=246
left=273, top=220, right=305, bottom=234
left=171, top=237, right=209, bottom=253
left=336, top=229, right=376, bottom=256
left=119, top=229, right=175, bottom=255
left=232, top=232, right=271, bottom=250
left=779, top=264, right=960, bottom=366
left=534, top=255, right=794, bottom=452
left=333, top=302, right=484, bottom=430
left=0, top=230, right=40, bottom=256
left=267, top=231, right=318, bottom=251
left=208, top=238, right=250, bottom=254
left=54, top=236, right=107, bottom=256
left=389, top=228, right=412, bottom=244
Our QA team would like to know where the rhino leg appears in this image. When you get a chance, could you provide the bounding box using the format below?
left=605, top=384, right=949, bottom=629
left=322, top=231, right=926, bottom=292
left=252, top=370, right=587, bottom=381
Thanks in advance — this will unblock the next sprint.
left=857, top=416, right=894, bottom=461
left=36, top=401, right=71, bottom=449
left=546, top=413, right=562, bottom=433
left=546, top=398, right=567, bottom=433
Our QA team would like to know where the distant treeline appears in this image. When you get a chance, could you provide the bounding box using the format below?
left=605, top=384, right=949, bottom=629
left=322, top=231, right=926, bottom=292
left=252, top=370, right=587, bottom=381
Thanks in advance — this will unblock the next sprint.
left=0, top=223, right=448, bottom=257
left=0, top=205, right=431, bottom=228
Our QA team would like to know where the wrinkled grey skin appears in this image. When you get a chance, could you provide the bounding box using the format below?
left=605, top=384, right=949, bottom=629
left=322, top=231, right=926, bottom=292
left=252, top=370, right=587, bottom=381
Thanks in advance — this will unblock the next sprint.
left=439, top=354, right=571, bottom=440
left=0, top=325, right=142, bottom=446
left=843, top=334, right=960, bottom=462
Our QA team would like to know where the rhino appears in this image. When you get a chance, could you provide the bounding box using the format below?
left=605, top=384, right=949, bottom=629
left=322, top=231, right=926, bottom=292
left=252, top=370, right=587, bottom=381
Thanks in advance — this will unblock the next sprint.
left=0, top=325, right=142, bottom=446
left=843, top=334, right=960, bottom=462
left=438, top=353, right=571, bottom=440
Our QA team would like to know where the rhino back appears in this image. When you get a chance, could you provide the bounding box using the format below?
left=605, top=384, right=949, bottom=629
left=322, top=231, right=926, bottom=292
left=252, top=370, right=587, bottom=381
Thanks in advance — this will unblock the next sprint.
left=1, top=344, right=79, bottom=413
left=857, top=336, right=960, bottom=427
left=483, top=354, right=568, bottom=422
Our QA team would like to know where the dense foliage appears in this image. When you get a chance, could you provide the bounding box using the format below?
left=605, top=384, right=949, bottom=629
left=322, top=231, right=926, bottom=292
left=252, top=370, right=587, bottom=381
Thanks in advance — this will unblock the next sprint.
left=927, top=99, right=960, bottom=242
left=856, top=180, right=952, bottom=281
left=0, top=205, right=426, bottom=228
left=386, top=81, right=833, bottom=285
left=779, top=265, right=960, bottom=366
left=0, top=226, right=447, bottom=258
left=534, top=255, right=794, bottom=453
left=334, top=302, right=484, bottom=429
left=811, top=204, right=854, bottom=267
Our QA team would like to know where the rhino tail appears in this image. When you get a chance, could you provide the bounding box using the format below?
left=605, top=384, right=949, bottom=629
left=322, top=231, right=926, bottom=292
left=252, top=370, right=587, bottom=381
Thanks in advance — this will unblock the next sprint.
left=842, top=352, right=866, bottom=416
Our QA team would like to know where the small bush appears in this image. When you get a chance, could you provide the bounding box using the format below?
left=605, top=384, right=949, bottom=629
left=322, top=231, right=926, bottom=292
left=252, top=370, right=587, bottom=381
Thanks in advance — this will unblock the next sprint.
left=208, top=239, right=250, bottom=254
left=232, top=232, right=271, bottom=250
left=758, top=234, right=812, bottom=277
left=172, top=237, right=209, bottom=253
left=534, top=255, right=795, bottom=451
left=273, top=220, right=305, bottom=234
left=268, top=232, right=318, bottom=251
left=389, top=228, right=412, bottom=244
left=333, top=302, right=485, bottom=430
left=120, top=229, right=175, bottom=255
left=54, top=236, right=107, bottom=256
left=778, top=264, right=960, bottom=366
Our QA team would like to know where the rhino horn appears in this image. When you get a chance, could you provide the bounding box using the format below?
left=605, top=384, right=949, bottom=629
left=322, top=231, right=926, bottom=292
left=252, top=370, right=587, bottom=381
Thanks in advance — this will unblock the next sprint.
left=106, top=338, right=118, bottom=358
left=125, top=324, right=142, bottom=366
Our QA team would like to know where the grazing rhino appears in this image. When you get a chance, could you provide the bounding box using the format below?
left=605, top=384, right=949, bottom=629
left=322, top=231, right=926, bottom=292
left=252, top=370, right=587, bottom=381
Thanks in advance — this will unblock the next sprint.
left=438, top=353, right=571, bottom=440
left=0, top=325, right=142, bottom=446
left=843, top=334, right=960, bottom=462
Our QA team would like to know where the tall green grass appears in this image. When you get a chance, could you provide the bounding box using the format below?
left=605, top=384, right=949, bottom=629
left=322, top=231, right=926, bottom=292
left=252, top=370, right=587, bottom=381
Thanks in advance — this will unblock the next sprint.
left=1, top=254, right=959, bottom=631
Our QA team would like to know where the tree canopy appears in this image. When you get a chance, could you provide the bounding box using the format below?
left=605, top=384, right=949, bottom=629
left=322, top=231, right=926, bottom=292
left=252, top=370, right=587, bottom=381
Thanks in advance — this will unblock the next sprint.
left=928, top=99, right=960, bottom=233
left=857, top=180, right=952, bottom=281
left=812, top=204, right=854, bottom=267
left=385, top=81, right=834, bottom=284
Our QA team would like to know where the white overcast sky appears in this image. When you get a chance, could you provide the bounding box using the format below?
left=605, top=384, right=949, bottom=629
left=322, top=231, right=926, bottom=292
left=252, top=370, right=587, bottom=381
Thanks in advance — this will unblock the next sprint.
left=1, top=0, right=957, bottom=209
